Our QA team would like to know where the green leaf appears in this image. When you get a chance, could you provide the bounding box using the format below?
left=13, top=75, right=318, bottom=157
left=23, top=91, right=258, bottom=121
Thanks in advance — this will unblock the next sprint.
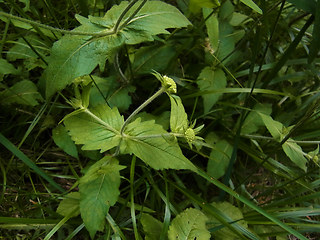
left=64, top=104, right=123, bottom=152
left=56, top=192, right=80, bottom=218
left=207, top=134, right=232, bottom=179
left=79, top=156, right=125, bottom=238
left=169, top=95, right=188, bottom=134
left=131, top=44, right=176, bottom=74
left=203, top=8, right=219, bottom=52
left=0, top=80, right=43, bottom=106
left=241, top=104, right=272, bottom=134
left=308, top=0, right=320, bottom=63
left=42, top=1, right=191, bottom=99
left=207, top=202, right=248, bottom=240
left=168, top=208, right=210, bottom=240
left=123, top=118, right=196, bottom=171
left=189, top=0, right=220, bottom=14
left=239, top=0, right=262, bottom=14
left=0, top=58, right=19, bottom=75
left=282, top=141, right=307, bottom=171
left=141, top=213, right=163, bottom=240
left=52, top=125, right=79, bottom=159
left=197, top=67, right=227, bottom=113
left=259, top=113, right=284, bottom=141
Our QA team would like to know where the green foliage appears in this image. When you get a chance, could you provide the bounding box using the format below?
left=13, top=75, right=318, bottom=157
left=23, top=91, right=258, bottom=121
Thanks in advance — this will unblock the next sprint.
left=79, top=156, right=125, bottom=238
left=168, top=208, right=210, bottom=240
left=56, top=192, right=80, bottom=218
left=141, top=214, right=163, bottom=240
left=52, top=125, right=79, bottom=159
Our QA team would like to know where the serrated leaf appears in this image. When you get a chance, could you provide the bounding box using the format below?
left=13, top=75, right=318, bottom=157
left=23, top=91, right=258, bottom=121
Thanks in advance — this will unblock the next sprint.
left=169, top=95, right=188, bottom=134
left=239, top=0, right=262, bottom=14
left=242, top=104, right=272, bottom=134
left=57, top=192, right=80, bottom=218
left=141, top=213, right=163, bottom=240
left=168, top=208, right=210, bottom=240
left=123, top=118, right=196, bottom=171
left=282, top=141, right=307, bottom=171
left=42, top=1, right=191, bottom=99
left=0, top=80, right=43, bottom=106
left=64, top=104, right=123, bottom=152
left=197, top=67, right=226, bottom=113
left=79, top=156, right=125, bottom=238
left=52, top=125, right=79, bottom=159
left=259, top=113, right=284, bottom=141
left=207, top=202, right=249, bottom=240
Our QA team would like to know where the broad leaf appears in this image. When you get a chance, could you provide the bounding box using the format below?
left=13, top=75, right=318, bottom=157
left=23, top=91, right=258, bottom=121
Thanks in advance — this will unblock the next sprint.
left=207, top=202, right=249, bottom=240
left=141, top=213, right=163, bottom=240
left=197, top=67, right=226, bottom=113
left=123, top=118, right=196, bottom=171
left=64, top=104, right=123, bottom=152
left=0, top=80, right=43, bottom=106
left=56, top=192, right=80, bottom=218
left=79, top=156, right=125, bottom=238
left=282, top=141, right=307, bottom=171
left=259, top=113, right=284, bottom=141
left=169, top=95, right=188, bottom=134
left=42, top=1, right=191, bottom=99
left=168, top=208, right=210, bottom=240
left=207, top=134, right=232, bottom=179
left=0, top=58, right=19, bottom=75
left=52, top=125, right=79, bottom=159
left=241, top=104, right=272, bottom=134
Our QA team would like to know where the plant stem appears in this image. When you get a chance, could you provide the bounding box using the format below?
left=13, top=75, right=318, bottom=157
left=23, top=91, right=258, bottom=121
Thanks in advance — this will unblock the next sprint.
left=120, top=87, right=165, bottom=134
left=113, top=0, right=139, bottom=33
left=84, top=109, right=119, bottom=134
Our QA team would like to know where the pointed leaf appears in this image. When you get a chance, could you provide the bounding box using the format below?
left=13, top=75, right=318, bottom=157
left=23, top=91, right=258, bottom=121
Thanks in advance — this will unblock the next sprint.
left=259, top=113, right=284, bottom=141
left=203, top=8, right=219, bottom=52
left=197, top=67, right=226, bottom=113
left=169, top=95, right=188, bottom=134
left=0, top=58, right=19, bottom=75
left=168, top=208, right=210, bottom=240
left=123, top=118, right=196, bottom=171
left=141, top=213, right=163, bottom=240
left=282, top=141, right=307, bottom=171
left=241, top=104, right=272, bottom=134
left=189, top=0, right=220, bottom=14
left=56, top=192, right=80, bottom=218
left=52, top=125, right=79, bottom=159
left=79, top=156, right=125, bottom=238
left=239, top=0, right=262, bottom=14
left=64, top=104, right=123, bottom=152
left=0, top=80, right=43, bottom=106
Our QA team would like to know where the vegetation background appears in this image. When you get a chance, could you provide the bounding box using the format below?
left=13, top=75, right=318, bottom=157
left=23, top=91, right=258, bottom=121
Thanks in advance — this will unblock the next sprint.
left=0, top=0, right=320, bottom=239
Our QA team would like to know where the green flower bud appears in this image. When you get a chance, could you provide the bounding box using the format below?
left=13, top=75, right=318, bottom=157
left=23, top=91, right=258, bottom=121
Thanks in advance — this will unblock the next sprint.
left=185, top=128, right=195, bottom=142
left=162, top=75, right=177, bottom=94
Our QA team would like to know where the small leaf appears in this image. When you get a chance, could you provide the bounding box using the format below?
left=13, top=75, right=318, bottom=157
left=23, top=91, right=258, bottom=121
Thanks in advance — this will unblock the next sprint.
left=0, top=80, right=43, bottom=106
left=123, top=118, right=196, bottom=171
left=207, top=202, right=249, bottom=240
left=168, top=208, right=210, bottom=240
left=282, top=141, right=307, bottom=171
left=242, top=104, right=272, bottom=135
left=203, top=8, right=219, bottom=52
left=64, top=104, right=123, bottom=153
left=57, top=192, right=80, bottom=218
left=79, top=156, right=125, bottom=238
left=239, top=0, right=262, bottom=14
left=259, top=113, right=284, bottom=141
left=169, top=95, right=188, bottom=134
left=141, top=213, right=163, bottom=240
left=207, top=135, right=232, bottom=179
left=52, top=125, right=79, bottom=159
left=197, top=67, right=226, bottom=113
left=0, top=58, right=19, bottom=75
left=189, top=0, right=220, bottom=14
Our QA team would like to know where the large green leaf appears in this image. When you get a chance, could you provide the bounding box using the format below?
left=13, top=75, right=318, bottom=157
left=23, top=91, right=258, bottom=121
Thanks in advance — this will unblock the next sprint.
left=0, top=58, right=19, bottom=76
left=169, top=95, right=188, bottom=134
left=259, top=113, right=284, bottom=141
left=197, top=67, right=226, bottom=113
left=64, top=104, right=123, bottom=152
left=0, top=80, right=43, bottom=106
left=168, top=208, right=210, bottom=240
left=42, top=1, right=191, bottom=99
left=282, top=142, right=307, bottom=172
left=123, top=118, right=196, bottom=171
left=141, top=213, right=163, bottom=240
left=79, top=156, right=125, bottom=238
left=56, top=192, right=80, bottom=218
